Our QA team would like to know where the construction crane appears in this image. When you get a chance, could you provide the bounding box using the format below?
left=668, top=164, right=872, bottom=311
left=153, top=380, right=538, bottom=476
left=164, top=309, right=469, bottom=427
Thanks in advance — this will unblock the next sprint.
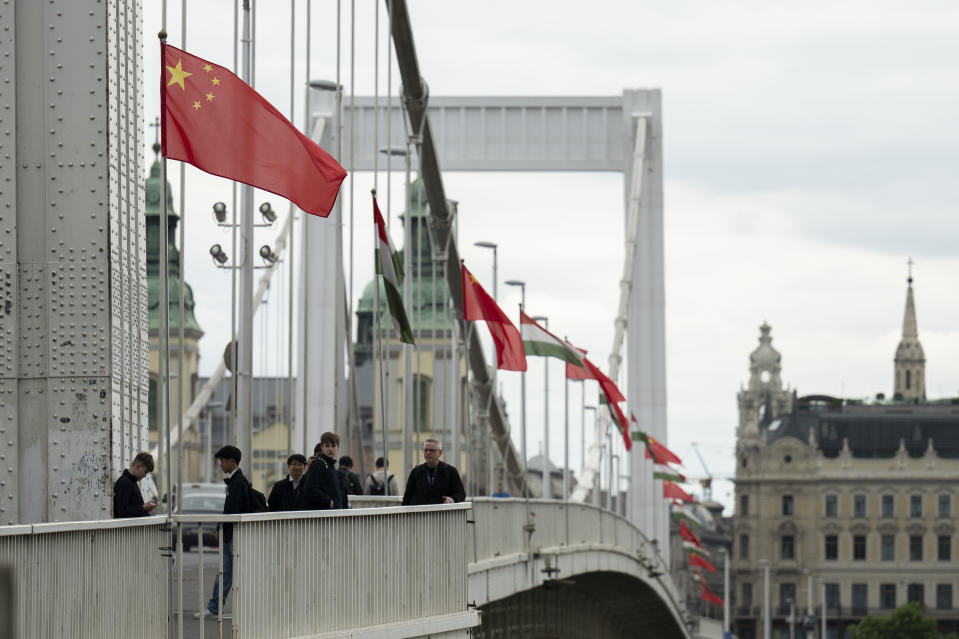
left=690, top=443, right=713, bottom=501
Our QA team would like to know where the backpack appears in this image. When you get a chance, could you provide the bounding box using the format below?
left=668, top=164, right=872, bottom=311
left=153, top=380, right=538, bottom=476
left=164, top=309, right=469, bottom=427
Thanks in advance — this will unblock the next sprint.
left=367, top=473, right=393, bottom=496
left=248, top=486, right=268, bottom=513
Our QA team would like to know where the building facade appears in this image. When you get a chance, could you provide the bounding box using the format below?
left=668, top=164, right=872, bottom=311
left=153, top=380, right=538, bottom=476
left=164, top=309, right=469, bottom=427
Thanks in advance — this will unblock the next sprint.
left=733, top=277, right=959, bottom=638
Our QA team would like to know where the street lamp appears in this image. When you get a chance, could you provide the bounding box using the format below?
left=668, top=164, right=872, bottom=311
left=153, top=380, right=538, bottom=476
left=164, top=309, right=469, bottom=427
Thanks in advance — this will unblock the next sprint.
left=532, top=315, right=550, bottom=499
left=379, top=145, right=414, bottom=476
left=504, top=279, right=527, bottom=495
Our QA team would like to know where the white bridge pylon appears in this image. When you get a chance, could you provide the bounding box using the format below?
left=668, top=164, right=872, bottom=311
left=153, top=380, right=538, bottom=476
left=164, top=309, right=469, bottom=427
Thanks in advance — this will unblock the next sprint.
left=302, top=90, right=668, bottom=554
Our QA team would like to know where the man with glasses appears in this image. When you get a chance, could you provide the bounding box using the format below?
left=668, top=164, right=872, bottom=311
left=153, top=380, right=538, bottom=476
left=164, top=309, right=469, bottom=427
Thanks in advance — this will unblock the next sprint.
left=402, top=439, right=466, bottom=506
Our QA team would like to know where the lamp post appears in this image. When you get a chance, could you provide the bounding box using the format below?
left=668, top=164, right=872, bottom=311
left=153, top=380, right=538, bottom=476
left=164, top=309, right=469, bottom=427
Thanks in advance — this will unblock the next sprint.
left=380, top=145, right=412, bottom=477
left=504, top=279, right=526, bottom=493
left=474, top=241, right=498, bottom=495
left=583, top=405, right=595, bottom=491
left=761, top=559, right=771, bottom=639
left=532, top=315, right=549, bottom=499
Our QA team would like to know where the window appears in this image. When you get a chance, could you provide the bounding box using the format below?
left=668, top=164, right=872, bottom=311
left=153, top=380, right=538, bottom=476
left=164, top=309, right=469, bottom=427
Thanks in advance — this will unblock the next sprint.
left=881, top=534, right=895, bottom=561
left=854, top=494, right=866, bottom=517
left=911, top=494, right=923, bottom=518
left=938, top=535, right=951, bottom=561
left=740, top=494, right=749, bottom=516
left=906, top=369, right=912, bottom=389
left=781, top=535, right=795, bottom=560
left=937, top=584, right=952, bottom=610
left=882, top=494, right=894, bottom=517
left=413, top=375, right=430, bottom=432
left=742, top=582, right=753, bottom=607
left=880, top=584, right=896, bottom=609
left=782, top=495, right=794, bottom=516
left=910, top=535, right=923, bottom=561
left=853, top=535, right=866, bottom=561
left=825, top=583, right=840, bottom=609
left=939, top=495, right=951, bottom=518
left=825, top=535, right=838, bottom=560
left=907, top=583, right=924, bottom=605
left=825, top=494, right=838, bottom=517
left=739, top=534, right=749, bottom=560
left=780, top=582, right=796, bottom=608
left=852, top=584, right=868, bottom=612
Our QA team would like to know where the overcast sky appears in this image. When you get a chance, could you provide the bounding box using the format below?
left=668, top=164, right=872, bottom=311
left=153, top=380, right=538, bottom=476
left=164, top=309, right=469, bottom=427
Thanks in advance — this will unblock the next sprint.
left=145, top=1, right=959, bottom=508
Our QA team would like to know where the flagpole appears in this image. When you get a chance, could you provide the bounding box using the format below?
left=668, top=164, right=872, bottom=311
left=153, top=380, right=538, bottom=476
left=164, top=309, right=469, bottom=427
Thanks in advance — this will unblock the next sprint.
left=157, top=30, right=174, bottom=639
left=563, top=341, right=570, bottom=544
left=372, top=191, right=390, bottom=496
left=723, top=547, right=730, bottom=636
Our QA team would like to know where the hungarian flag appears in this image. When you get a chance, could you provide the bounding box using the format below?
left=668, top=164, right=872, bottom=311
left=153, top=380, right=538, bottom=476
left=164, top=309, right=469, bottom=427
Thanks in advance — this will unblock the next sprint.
left=698, top=575, right=723, bottom=605
left=663, top=480, right=694, bottom=503
left=161, top=43, right=346, bottom=216
left=461, top=265, right=527, bottom=371
left=689, top=553, right=717, bottom=573
left=599, top=393, right=632, bottom=452
left=653, top=464, right=685, bottom=483
left=672, top=503, right=703, bottom=529
left=519, top=312, right=584, bottom=364
left=565, top=347, right=589, bottom=380
left=679, top=520, right=701, bottom=548
left=373, top=196, right=414, bottom=344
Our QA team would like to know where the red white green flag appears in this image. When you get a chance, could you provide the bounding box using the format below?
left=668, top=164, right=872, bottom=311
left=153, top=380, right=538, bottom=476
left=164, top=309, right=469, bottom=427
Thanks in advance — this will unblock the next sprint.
left=519, top=312, right=584, bottom=364
left=672, top=503, right=703, bottom=529
left=373, top=196, right=414, bottom=344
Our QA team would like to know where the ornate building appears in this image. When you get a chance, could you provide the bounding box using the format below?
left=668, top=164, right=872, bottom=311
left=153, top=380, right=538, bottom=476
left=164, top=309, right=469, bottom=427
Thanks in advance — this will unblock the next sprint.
left=145, top=143, right=205, bottom=480
left=732, top=275, right=959, bottom=639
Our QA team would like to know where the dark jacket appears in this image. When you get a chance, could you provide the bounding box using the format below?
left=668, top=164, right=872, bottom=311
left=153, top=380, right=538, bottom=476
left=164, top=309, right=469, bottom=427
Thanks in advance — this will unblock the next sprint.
left=341, top=470, right=364, bottom=495
left=299, top=456, right=342, bottom=510
left=267, top=475, right=303, bottom=512
left=113, top=469, right=148, bottom=518
left=333, top=467, right=352, bottom=508
left=402, top=461, right=466, bottom=506
left=223, top=468, right=252, bottom=543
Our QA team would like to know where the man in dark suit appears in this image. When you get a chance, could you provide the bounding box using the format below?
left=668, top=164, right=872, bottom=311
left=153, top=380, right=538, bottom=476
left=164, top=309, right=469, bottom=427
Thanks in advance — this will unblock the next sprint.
left=267, top=454, right=307, bottom=511
left=402, top=438, right=466, bottom=506
left=197, top=445, right=251, bottom=618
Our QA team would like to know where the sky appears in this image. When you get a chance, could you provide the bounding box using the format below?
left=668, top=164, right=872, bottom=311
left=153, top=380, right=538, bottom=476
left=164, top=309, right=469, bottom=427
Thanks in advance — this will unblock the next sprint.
left=144, top=1, right=959, bottom=510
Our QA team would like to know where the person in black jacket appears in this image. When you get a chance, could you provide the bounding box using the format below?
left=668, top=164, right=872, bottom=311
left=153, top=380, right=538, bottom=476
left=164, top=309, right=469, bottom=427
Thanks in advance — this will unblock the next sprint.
left=402, top=438, right=466, bottom=506
left=198, top=445, right=251, bottom=618
left=299, top=433, right=344, bottom=510
left=113, top=452, right=157, bottom=518
left=338, top=456, right=364, bottom=496
left=268, top=454, right=307, bottom=511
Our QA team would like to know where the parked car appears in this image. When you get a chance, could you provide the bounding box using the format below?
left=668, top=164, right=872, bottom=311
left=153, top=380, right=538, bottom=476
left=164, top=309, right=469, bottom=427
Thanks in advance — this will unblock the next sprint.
left=179, top=489, right=225, bottom=551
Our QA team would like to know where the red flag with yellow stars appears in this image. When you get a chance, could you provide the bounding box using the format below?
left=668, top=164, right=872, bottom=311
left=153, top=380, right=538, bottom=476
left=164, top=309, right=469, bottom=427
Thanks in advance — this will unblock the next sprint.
left=160, top=42, right=346, bottom=217
left=461, top=264, right=527, bottom=372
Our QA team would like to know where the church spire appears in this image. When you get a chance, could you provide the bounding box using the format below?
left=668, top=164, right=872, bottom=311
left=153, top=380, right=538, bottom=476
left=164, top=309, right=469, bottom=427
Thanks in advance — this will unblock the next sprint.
left=894, top=258, right=925, bottom=400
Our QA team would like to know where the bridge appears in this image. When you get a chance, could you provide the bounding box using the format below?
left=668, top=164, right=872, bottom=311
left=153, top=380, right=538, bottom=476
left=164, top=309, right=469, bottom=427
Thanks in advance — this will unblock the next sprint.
left=0, top=498, right=689, bottom=638
left=0, top=0, right=700, bottom=637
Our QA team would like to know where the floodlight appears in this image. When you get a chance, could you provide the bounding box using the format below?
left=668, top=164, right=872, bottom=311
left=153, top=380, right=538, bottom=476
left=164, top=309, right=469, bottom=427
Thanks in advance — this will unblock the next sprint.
left=212, top=201, right=227, bottom=223
left=209, top=244, right=228, bottom=265
left=259, top=202, right=277, bottom=223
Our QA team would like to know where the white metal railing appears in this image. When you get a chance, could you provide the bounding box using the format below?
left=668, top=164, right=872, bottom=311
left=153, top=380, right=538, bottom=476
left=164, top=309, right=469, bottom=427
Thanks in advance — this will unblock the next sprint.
left=174, top=503, right=473, bottom=637
left=0, top=516, right=168, bottom=638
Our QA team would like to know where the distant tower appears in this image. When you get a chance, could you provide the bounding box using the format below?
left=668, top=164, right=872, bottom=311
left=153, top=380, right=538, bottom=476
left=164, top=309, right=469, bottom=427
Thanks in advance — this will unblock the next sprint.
left=737, top=323, right=791, bottom=446
left=894, top=259, right=925, bottom=400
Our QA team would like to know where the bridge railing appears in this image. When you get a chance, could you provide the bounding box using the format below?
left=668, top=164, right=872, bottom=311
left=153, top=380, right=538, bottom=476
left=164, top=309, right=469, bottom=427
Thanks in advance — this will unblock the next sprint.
left=0, top=516, right=168, bottom=638
left=175, top=502, right=474, bottom=637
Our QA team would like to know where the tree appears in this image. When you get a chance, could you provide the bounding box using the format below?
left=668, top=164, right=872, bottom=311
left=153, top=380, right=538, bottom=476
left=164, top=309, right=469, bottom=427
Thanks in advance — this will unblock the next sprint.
left=849, top=602, right=949, bottom=639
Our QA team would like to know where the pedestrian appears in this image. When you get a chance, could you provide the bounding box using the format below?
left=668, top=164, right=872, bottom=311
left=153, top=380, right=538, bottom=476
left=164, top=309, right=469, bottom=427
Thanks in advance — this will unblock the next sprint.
left=299, top=432, right=345, bottom=510
left=113, top=452, right=158, bottom=518
left=491, top=482, right=511, bottom=498
left=267, top=453, right=307, bottom=511
left=338, top=455, right=364, bottom=495
left=197, top=445, right=251, bottom=619
left=402, top=439, right=466, bottom=506
left=366, top=457, right=399, bottom=496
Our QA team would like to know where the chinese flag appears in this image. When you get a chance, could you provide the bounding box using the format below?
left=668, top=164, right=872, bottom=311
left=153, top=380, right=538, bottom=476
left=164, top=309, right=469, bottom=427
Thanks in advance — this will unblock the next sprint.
left=645, top=435, right=682, bottom=465
left=461, top=265, right=527, bottom=372
left=690, top=553, right=717, bottom=573
left=679, top=520, right=702, bottom=548
left=699, top=576, right=723, bottom=604
left=161, top=43, right=346, bottom=217
left=663, top=480, right=694, bottom=503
